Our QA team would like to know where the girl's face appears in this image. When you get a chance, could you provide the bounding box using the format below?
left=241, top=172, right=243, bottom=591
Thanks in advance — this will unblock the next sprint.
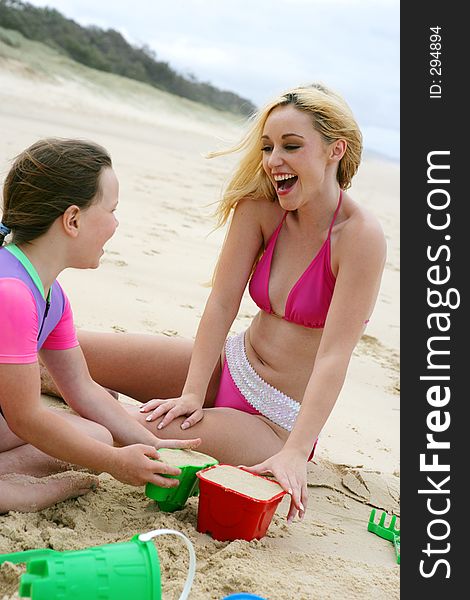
left=261, top=105, right=333, bottom=210
left=78, top=167, right=119, bottom=268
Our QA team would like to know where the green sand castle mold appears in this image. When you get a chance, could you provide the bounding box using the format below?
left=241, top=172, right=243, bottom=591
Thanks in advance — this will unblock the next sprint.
left=145, top=449, right=218, bottom=512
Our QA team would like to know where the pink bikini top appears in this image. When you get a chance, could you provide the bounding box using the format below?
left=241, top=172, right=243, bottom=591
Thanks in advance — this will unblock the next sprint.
left=249, top=191, right=342, bottom=329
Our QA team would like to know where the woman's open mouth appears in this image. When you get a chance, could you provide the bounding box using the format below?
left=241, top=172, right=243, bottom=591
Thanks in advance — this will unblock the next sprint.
left=274, top=173, right=298, bottom=195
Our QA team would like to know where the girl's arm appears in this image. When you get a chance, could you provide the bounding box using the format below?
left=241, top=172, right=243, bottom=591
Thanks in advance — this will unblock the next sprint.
left=246, top=214, right=387, bottom=520
left=0, top=361, right=195, bottom=487
left=143, top=198, right=266, bottom=428
left=39, top=346, right=200, bottom=450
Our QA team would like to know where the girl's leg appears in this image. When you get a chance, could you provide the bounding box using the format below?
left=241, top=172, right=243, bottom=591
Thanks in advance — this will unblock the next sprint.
left=0, top=409, right=111, bottom=512
left=50, top=330, right=221, bottom=404
left=0, top=472, right=99, bottom=514
left=126, top=405, right=287, bottom=466
left=0, top=409, right=113, bottom=476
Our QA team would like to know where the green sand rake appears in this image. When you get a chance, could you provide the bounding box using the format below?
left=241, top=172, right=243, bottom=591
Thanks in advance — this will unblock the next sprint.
left=367, top=508, right=400, bottom=564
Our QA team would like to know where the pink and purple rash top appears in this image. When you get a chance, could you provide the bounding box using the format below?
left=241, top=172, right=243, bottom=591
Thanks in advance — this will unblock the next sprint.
left=0, top=244, right=78, bottom=365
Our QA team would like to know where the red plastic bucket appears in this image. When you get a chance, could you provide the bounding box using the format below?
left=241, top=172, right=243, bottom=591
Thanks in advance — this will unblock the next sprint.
left=196, top=465, right=286, bottom=541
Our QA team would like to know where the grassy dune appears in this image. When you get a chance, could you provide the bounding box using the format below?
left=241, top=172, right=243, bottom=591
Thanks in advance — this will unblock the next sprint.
left=0, top=26, right=245, bottom=137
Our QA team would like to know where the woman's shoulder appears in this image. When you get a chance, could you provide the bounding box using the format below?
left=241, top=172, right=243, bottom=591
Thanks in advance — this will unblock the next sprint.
left=340, top=193, right=384, bottom=233
left=337, top=194, right=387, bottom=259
left=235, top=195, right=282, bottom=216
left=234, top=196, right=284, bottom=238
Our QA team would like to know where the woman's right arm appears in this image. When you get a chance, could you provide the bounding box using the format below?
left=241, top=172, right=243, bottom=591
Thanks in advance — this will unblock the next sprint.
left=0, top=362, right=182, bottom=487
left=142, top=198, right=266, bottom=428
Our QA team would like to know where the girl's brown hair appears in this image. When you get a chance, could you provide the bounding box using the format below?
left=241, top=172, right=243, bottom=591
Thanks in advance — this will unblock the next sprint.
left=1, top=138, right=112, bottom=246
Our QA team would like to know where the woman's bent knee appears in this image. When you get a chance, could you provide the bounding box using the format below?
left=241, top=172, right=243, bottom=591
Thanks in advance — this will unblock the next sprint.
left=59, top=412, right=113, bottom=446
left=86, top=421, right=113, bottom=445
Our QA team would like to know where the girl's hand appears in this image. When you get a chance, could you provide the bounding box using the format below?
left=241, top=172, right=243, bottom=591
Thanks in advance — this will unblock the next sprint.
left=139, top=393, right=204, bottom=430
left=243, top=448, right=308, bottom=523
left=109, top=444, right=183, bottom=487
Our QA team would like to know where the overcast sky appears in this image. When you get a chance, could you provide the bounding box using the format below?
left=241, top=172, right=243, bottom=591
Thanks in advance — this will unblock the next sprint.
left=26, top=0, right=400, bottom=157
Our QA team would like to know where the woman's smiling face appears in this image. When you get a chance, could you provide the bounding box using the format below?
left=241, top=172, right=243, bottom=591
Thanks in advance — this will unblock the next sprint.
left=261, top=105, right=332, bottom=210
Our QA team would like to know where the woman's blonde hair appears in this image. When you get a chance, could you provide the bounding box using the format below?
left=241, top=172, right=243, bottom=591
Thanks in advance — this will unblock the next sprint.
left=211, top=83, right=362, bottom=228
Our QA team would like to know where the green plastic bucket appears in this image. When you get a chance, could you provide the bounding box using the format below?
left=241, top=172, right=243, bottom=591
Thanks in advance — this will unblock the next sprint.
left=145, top=449, right=218, bottom=512
left=0, top=529, right=196, bottom=600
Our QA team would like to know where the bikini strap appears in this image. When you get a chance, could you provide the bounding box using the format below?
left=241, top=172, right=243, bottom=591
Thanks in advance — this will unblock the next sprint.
left=267, top=210, right=288, bottom=247
left=274, top=191, right=340, bottom=243
left=327, top=190, right=343, bottom=238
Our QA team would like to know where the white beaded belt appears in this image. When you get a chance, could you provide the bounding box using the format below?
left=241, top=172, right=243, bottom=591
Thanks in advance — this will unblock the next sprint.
left=224, top=331, right=300, bottom=431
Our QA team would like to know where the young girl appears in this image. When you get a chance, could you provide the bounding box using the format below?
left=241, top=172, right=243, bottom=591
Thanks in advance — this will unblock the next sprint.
left=0, top=138, right=199, bottom=513
left=43, top=84, right=387, bottom=522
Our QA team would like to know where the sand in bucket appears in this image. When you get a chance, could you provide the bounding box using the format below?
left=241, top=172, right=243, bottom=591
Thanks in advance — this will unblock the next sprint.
left=196, top=465, right=286, bottom=541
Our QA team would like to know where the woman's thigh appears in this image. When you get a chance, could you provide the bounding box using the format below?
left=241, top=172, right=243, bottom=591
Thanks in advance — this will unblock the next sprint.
left=126, top=405, right=287, bottom=465
left=78, top=331, right=222, bottom=404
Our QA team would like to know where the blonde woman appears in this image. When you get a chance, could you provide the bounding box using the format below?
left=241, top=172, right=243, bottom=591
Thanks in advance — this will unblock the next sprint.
left=45, top=84, right=386, bottom=522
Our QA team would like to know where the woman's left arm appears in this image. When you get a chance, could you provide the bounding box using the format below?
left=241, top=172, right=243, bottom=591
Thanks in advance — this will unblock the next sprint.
left=247, top=215, right=387, bottom=521
left=40, top=346, right=201, bottom=450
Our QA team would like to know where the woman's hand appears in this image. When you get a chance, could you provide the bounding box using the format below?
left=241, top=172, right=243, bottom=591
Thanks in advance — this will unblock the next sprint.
left=139, top=393, right=204, bottom=430
left=243, top=448, right=308, bottom=523
left=108, top=444, right=183, bottom=487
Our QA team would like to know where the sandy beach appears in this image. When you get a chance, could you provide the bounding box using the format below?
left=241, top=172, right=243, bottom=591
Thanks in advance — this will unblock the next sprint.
left=0, top=32, right=400, bottom=599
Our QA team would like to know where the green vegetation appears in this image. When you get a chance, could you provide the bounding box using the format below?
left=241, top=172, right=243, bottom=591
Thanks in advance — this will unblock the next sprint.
left=0, top=0, right=256, bottom=116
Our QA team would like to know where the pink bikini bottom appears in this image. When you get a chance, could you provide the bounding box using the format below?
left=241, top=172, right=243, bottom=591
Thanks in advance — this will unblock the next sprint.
left=213, top=331, right=317, bottom=461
